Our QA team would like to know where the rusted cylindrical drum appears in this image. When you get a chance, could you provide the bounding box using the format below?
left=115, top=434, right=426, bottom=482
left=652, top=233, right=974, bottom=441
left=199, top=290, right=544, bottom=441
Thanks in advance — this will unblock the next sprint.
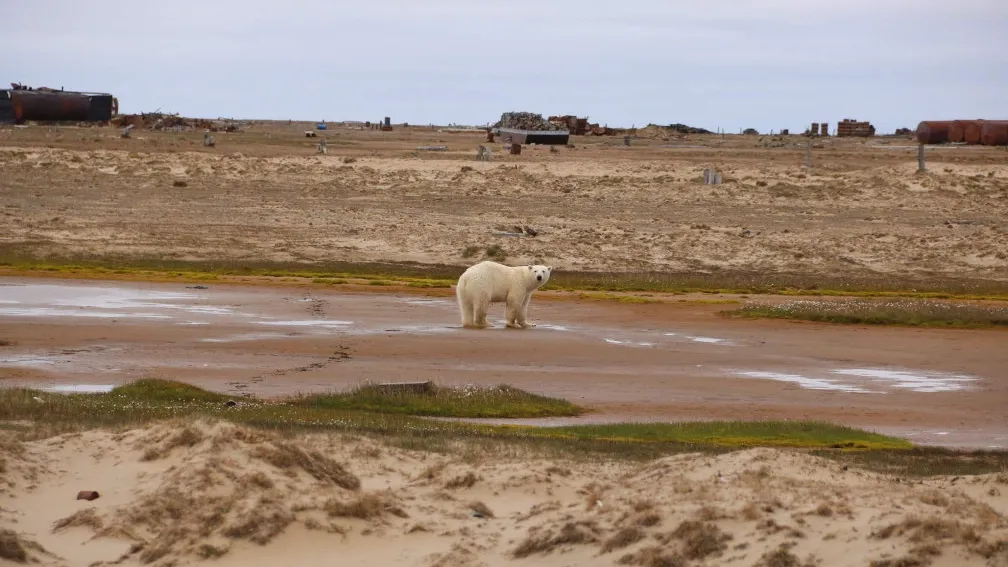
left=915, top=120, right=954, bottom=144
left=980, top=121, right=1008, bottom=146
left=11, top=91, right=93, bottom=123
left=947, top=120, right=970, bottom=143
left=963, top=120, right=987, bottom=145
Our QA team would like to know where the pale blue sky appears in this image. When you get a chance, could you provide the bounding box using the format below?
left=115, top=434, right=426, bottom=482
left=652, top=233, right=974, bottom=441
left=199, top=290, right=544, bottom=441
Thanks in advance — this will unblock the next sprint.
left=3, top=0, right=1006, bottom=133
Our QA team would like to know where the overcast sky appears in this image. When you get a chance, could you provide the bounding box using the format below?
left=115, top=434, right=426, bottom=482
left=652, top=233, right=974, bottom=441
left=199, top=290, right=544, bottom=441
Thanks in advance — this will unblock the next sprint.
left=3, top=0, right=1006, bottom=133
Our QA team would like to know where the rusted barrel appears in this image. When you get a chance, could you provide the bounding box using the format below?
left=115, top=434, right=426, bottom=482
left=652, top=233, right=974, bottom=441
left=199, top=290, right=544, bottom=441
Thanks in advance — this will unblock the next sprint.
left=915, top=120, right=954, bottom=144
left=11, top=91, right=91, bottom=123
left=963, top=120, right=988, bottom=145
left=947, top=120, right=968, bottom=143
left=980, top=121, right=1008, bottom=146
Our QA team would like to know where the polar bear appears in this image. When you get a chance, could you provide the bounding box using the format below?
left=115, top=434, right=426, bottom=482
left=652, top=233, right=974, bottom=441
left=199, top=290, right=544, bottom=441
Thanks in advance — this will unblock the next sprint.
left=456, top=261, right=552, bottom=329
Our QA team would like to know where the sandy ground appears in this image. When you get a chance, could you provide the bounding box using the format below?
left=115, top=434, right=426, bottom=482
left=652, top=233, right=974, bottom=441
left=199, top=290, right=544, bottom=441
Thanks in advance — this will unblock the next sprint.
left=1, top=276, right=1006, bottom=449
left=1, top=418, right=1007, bottom=567
left=0, top=123, right=1006, bottom=282
left=2, top=123, right=1008, bottom=566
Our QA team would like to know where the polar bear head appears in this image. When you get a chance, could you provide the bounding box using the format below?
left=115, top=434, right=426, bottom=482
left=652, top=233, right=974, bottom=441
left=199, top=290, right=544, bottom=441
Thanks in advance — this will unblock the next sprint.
left=527, top=265, right=553, bottom=287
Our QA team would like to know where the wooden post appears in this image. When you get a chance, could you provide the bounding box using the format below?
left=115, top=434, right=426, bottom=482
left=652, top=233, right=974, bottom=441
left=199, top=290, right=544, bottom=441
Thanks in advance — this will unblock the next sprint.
left=804, top=141, right=812, bottom=168
left=918, top=144, right=925, bottom=172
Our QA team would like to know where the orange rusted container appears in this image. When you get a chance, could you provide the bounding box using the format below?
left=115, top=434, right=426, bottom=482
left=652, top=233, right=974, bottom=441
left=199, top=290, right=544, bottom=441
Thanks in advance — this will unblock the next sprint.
left=963, top=120, right=986, bottom=145
left=947, top=120, right=968, bottom=143
left=915, top=120, right=954, bottom=144
left=11, top=90, right=90, bottom=122
left=980, top=121, right=1008, bottom=146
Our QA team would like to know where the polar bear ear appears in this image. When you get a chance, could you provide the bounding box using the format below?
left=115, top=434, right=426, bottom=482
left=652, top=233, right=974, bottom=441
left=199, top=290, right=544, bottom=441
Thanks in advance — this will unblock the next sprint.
left=528, top=265, right=533, bottom=270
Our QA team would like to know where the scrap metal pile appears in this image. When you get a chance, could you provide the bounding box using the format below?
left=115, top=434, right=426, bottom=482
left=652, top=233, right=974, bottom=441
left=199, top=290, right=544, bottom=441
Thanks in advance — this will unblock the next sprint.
left=548, top=115, right=618, bottom=136
left=110, top=112, right=241, bottom=132
left=494, top=112, right=561, bottom=131
left=667, top=123, right=713, bottom=135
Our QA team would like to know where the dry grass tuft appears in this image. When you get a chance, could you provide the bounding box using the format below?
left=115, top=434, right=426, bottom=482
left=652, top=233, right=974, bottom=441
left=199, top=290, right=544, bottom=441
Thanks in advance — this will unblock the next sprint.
left=546, top=465, right=572, bottom=477
left=141, top=426, right=204, bottom=461
left=52, top=508, right=104, bottom=532
left=467, top=500, right=494, bottom=518
left=0, top=530, right=28, bottom=563
left=325, top=492, right=408, bottom=521
left=444, top=471, right=478, bottom=489
left=197, top=544, right=228, bottom=559
left=253, top=441, right=360, bottom=490
left=753, top=543, right=815, bottom=567
left=869, top=557, right=926, bottom=567
left=741, top=501, right=762, bottom=521
left=696, top=505, right=728, bottom=521
left=602, top=526, right=646, bottom=553
left=658, top=520, right=732, bottom=560
left=617, top=546, right=687, bottom=567
left=633, top=511, right=663, bottom=528
left=222, top=509, right=294, bottom=545
left=873, top=515, right=980, bottom=546
left=814, top=503, right=833, bottom=517
left=512, top=521, right=600, bottom=558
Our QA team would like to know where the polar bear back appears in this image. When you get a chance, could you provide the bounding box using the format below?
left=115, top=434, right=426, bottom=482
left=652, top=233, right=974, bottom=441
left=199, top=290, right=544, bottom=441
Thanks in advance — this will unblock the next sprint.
left=458, top=260, right=536, bottom=301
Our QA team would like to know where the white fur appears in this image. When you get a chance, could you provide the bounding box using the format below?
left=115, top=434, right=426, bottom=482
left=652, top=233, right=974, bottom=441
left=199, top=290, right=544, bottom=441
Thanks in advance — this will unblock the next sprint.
left=455, top=261, right=552, bottom=329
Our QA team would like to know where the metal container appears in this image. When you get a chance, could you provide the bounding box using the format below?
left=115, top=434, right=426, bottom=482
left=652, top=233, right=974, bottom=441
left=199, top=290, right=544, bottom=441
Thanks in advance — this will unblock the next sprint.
left=12, top=90, right=91, bottom=122
left=86, top=94, right=115, bottom=121
left=9, top=90, right=116, bottom=123
left=980, top=121, right=1008, bottom=146
left=915, top=120, right=954, bottom=144
left=963, top=120, right=986, bottom=145
left=947, top=120, right=971, bottom=143
left=0, top=90, right=13, bottom=123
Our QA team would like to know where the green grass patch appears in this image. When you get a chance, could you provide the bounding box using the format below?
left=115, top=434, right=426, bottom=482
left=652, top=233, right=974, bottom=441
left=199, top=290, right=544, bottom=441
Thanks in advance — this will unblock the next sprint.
left=726, top=298, right=1008, bottom=328
left=0, top=379, right=911, bottom=453
left=292, top=382, right=584, bottom=419
left=544, top=421, right=910, bottom=450
left=109, top=379, right=231, bottom=403
left=6, top=379, right=1006, bottom=475
left=2, top=247, right=1007, bottom=299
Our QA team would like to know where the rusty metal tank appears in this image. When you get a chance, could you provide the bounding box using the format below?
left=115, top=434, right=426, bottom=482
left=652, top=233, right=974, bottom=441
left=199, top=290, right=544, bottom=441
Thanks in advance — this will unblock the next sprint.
left=915, top=120, right=954, bottom=144
left=980, top=121, right=1008, bottom=146
left=947, top=120, right=966, bottom=143
left=12, top=90, right=91, bottom=122
left=963, top=120, right=986, bottom=145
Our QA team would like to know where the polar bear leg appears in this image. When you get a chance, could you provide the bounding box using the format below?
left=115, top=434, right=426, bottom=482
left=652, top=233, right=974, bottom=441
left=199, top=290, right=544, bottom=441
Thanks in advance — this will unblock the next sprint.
left=459, top=294, right=474, bottom=328
left=472, top=293, right=491, bottom=328
left=517, top=294, right=536, bottom=328
left=505, top=294, right=523, bottom=329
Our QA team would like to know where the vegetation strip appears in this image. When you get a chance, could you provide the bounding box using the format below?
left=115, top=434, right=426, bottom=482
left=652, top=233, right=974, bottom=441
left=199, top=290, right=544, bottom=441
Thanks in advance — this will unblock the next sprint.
left=2, top=251, right=1007, bottom=300
left=1, top=379, right=910, bottom=451
left=726, top=298, right=1008, bottom=329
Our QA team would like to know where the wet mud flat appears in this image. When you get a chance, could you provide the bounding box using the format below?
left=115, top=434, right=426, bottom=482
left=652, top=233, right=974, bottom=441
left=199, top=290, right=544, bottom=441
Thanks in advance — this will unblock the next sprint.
left=1, top=276, right=1006, bottom=449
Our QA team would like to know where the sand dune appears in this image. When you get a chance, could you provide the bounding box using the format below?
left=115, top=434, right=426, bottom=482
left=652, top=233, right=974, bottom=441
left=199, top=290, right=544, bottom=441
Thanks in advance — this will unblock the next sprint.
left=1, top=419, right=1005, bottom=566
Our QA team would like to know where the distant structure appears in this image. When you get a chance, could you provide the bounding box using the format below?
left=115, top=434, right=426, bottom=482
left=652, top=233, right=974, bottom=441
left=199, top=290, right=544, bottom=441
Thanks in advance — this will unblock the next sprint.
left=836, top=118, right=875, bottom=137
left=0, top=82, right=117, bottom=124
left=494, top=127, right=570, bottom=146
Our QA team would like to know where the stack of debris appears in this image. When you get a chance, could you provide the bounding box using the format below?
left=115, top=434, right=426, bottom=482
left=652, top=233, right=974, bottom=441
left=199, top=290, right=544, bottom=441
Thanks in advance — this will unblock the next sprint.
left=495, top=112, right=560, bottom=131
left=837, top=118, right=875, bottom=137
left=668, top=123, right=713, bottom=135
left=548, top=115, right=589, bottom=135
left=110, top=112, right=241, bottom=132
